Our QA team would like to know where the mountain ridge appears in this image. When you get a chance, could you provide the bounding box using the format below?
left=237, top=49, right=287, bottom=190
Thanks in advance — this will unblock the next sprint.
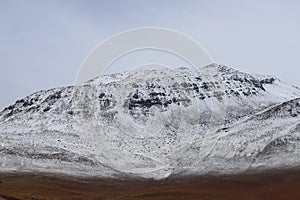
left=0, top=64, right=299, bottom=179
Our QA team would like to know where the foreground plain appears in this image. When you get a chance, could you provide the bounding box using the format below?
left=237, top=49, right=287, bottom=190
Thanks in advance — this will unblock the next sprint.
left=1, top=169, right=300, bottom=200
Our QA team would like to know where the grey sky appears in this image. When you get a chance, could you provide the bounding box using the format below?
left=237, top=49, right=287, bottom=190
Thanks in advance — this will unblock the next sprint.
left=1, top=0, right=300, bottom=109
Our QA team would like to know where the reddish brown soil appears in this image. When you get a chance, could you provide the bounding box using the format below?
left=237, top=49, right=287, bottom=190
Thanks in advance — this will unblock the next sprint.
left=1, top=170, right=300, bottom=200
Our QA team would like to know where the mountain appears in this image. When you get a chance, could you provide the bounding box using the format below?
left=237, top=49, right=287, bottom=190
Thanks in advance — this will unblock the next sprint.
left=0, top=64, right=300, bottom=179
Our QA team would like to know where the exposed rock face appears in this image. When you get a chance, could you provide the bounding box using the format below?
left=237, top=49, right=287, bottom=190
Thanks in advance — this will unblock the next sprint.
left=0, top=64, right=299, bottom=179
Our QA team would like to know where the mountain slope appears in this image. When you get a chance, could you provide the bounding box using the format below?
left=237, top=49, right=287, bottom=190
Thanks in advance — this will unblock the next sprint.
left=0, top=64, right=299, bottom=179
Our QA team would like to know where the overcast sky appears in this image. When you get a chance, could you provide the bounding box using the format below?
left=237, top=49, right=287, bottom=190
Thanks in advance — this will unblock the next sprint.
left=1, top=0, right=300, bottom=109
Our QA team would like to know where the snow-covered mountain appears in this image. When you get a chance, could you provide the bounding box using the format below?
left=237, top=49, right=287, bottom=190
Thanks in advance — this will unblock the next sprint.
left=0, top=64, right=300, bottom=179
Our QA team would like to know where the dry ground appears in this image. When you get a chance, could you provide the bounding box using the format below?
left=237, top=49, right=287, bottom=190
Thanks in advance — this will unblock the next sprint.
left=1, top=170, right=300, bottom=200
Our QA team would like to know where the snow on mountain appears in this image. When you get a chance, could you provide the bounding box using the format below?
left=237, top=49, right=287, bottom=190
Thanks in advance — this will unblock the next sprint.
left=0, top=63, right=299, bottom=179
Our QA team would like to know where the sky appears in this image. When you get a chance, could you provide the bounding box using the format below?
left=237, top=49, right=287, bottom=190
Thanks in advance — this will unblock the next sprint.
left=1, top=0, right=300, bottom=109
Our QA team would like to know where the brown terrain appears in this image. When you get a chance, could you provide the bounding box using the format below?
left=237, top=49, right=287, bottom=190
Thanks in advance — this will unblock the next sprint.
left=1, top=169, right=300, bottom=200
